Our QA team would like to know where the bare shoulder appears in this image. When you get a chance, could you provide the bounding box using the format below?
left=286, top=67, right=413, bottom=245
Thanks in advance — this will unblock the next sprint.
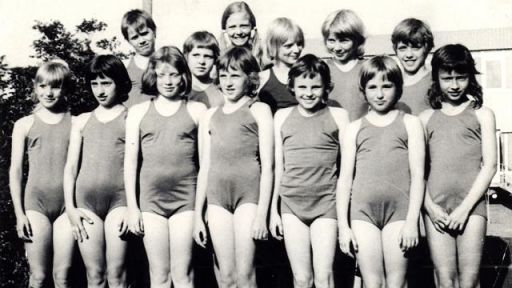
left=474, top=105, right=495, bottom=121
left=73, top=112, right=92, bottom=130
left=327, top=106, right=349, bottom=121
left=418, top=108, right=435, bottom=125
left=13, top=115, right=34, bottom=136
left=258, top=69, right=271, bottom=91
left=346, top=119, right=362, bottom=137
left=403, top=113, right=422, bottom=126
left=127, top=100, right=151, bottom=118
left=250, top=101, right=272, bottom=115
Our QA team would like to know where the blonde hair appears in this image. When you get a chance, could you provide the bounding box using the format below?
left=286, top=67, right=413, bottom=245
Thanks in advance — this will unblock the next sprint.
left=321, top=9, right=366, bottom=58
left=265, top=17, right=304, bottom=62
left=32, top=59, right=73, bottom=105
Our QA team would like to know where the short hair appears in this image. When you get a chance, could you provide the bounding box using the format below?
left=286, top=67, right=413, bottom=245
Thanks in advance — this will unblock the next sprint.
left=142, top=46, right=192, bottom=97
left=32, top=59, right=74, bottom=103
left=391, top=18, right=434, bottom=53
left=86, top=54, right=132, bottom=103
left=183, top=31, right=220, bottom=60
left=265, top=17, right=304, bottom=61
left=288, top=54, right=332, bottom=100
left=121, top=9, right=157, bottom=40
left=359, top=56, right=404, bottom=103
left=215, top=47, right=261, bottom=97
left=429, top=44, right=482, bottom=109
left=321, top=9, right=366, bottom=58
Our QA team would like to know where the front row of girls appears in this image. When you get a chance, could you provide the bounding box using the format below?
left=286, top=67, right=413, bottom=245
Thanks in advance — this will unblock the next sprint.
left=10, top=42, right=496, bottom=288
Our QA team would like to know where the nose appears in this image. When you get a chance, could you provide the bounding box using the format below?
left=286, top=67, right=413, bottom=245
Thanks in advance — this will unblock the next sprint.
left=375, top=89, right=384, bottom=99
left=404, top=47, right=413, bottom=58
left=449, top=79, right=460, bottom=90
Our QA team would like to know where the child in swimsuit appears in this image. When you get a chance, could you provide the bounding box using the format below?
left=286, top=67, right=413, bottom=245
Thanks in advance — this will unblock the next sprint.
left=125, top=46, right=207, bottom=287
left=219, top=1, right=264, bottom=67
left=321, top=9, right=368, bottom=121
left=183, top=31, right=224, bottom=108
left=271, top=54, right=349, bottom=288
left=392, top=18, right=435, bottom=115
left=9, top=60, right=75, bottom=287
left=338, top=56, right=425, bottom=288
left=420, top=44, right=497, bottom=288
left=121, top=9, right=157, bottom=107
left=63, top=55, right=131, bottom=287
left=258, top=17, right=304, bottom=114
left=193, top=47, right=273, bottom=288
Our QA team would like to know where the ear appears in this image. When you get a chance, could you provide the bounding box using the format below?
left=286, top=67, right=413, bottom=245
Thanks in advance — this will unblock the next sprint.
left=250, top=28, right=256, bottom=40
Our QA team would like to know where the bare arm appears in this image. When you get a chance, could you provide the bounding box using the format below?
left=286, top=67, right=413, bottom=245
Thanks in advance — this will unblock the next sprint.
left=9, top=117, right=31, bottom=240
left=250, top=102, right=274, bottom=240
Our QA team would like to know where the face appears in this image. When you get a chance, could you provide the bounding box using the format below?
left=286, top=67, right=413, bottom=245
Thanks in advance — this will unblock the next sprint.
left=292, top=73, right=325, bottom=111
left=364, top=72, right=398, bottom=113
left=155, top=63, right=183, bottom=99
left=187, top=47, right=215, bottom=78
left=218, top=67, right=248, bottom=102
left=127, top=25, right=156, bottom=57
left=34, top=80, right=63, bottom=109
left=325, top=33, right=356, bottom=63
left=225, top=12, right=253, bottom=47
left=438, top=70, right=469, bottom=104
left=91, top=75, right=117, bottom=107
left=276, top=38, right=303, bottom=66
left=395, top=41, right=428, bottom=75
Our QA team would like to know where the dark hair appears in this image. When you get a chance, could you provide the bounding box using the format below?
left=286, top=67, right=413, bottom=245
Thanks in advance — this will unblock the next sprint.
left=215, top=47, right=260, bottom=97
left=288, top=54, right=332, bottom=100
left=121, top=9, right=157, bottom=40
left=142, top=46, right=192, bottom=97
left=429, top=44, right=482, bottom=109
left=86, top=55, right=131, bottom=103
left=359, top=55, right=404, bottom=104
left=391, top=18, right=434, bottom=53
left=183, top=31, right=220, bottom=60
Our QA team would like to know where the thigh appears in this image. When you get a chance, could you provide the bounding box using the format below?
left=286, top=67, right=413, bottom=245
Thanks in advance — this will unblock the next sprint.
left=142, top=212, right=170, bottom=272
left=351, top=220, right=385, bottom=284
left=282, top=213, right=313, bottom=278
left=310, top=218, right=337, bottom=272
left=77, top=209, right=106, bottom=270
left=381, top=221, right=408, bottom=285
left=424, top=215, right=458, bottom=276
left=233, top=203, right=258, bottom=273
left=104, top=207, right=128, bottom=268
left=207, top=205, right=236, bottom=275
left=52, top=214, right=76, bottom=271
left=25, top=210, right=53, bottom=273
left=457, top=215, right=486, bottom=285
left=168, top=211, right=195, bottom=269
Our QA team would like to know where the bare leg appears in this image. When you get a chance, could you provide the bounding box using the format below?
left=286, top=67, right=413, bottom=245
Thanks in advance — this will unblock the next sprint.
left=168, top=211, right=195, bottom=288
left=104, top=207, right=128, bottom=288
left=52, top=214, right=75, bottom=288
left=282, top=213, right=313, bottom=288
left=457, top=216, right=486, bottom=288
left=25, top=210, right=52, bottom=288
left=142, top=212, right=171, bottom=288
left=424, top=215, right=459, bottom=288
left=233, top=203, right=258, bottom=288
left=310, top=218, right=337, bottom=288
left=382, top=221, right=408, bottom=288
left=351, top=220, right=385, bottom=288
left=208, top=205, right=236, bottom=288
left=76, top=209, right=106, bottom=288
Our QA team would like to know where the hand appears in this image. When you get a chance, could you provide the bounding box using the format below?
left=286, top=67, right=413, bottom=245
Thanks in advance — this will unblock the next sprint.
left=269, top=210, right=283, bottom=241
left=338, top=226, right=358, bottom=258
left=193, top=218, right=208, bottom=248
left=399, top=220, right=419, bottom=252
left=251, top=215, right=268, bottom=241
left=425, top=202, right=450, bottom=233
left=118, top=213, right=129, bottom=237
left=67, top=208, right=93, bottom=242
left=447, top=205, right=470, bottom=232
left=127, top=207, right=144, bottom=237
left=16, top=214, right=32, bottom=241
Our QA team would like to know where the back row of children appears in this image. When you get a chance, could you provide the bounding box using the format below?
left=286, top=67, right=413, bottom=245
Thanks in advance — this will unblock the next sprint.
left=9, top=2, right=497, bottom=288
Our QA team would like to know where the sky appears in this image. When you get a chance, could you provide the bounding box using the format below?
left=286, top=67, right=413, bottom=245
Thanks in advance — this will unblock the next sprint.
left=1, top=0, right=511, bottom=67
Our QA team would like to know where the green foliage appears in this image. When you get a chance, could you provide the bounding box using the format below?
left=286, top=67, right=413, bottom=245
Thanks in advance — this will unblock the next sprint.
left=0, top=18, right=127, bottom=286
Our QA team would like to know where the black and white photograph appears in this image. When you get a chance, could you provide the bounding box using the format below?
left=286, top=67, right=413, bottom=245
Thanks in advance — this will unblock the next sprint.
left=1, top=0, right=511, bottom=287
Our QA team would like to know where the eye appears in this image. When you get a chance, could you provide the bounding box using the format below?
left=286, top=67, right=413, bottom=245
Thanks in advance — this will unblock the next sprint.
left=366, top=84, right=377, bottom=89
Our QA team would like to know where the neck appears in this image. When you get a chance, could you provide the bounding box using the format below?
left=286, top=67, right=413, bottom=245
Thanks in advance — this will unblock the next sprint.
left=192, top=74, right=213, bottom=90
left=272, top=62, right=291, bottom=83
left=403, top=65, right=429, bottom=85
left=333, top=58, right=358, bottom=72
left=297, top=103, right=326, bottom=117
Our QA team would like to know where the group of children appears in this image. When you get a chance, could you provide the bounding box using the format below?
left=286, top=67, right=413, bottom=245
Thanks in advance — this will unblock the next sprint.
left=9, top=2, right=497, bottom=288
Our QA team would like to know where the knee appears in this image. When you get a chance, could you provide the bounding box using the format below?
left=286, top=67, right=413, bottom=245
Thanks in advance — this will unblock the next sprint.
left=385, top=272, right=407, bottom=288
left=459, top=270, right=480, bottom=288
left=236, top=268, right=256, bottom=288
left=292, top=272, right=314, bottom=288
left=435, top=270, right=458, bottom=288
left=29, top=270, right=48, bottom=288
left=85, top=266, right=106, bottom=286
left=360, top=276, right=386, bottom=288
left=148, top=269, right=171, bottom=287
left=314, top=269, right=333, bottom=288
left=106, top=264, right=127, bottom=288
left=170, top=264, right=193, bottom=287
left=52, top=268, right=70, bottom=288
left=217, top=270, right=236, bottom=288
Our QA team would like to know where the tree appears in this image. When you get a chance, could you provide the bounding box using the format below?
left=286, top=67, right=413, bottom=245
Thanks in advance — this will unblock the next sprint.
left=0, top=18, right=127, bottom=287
